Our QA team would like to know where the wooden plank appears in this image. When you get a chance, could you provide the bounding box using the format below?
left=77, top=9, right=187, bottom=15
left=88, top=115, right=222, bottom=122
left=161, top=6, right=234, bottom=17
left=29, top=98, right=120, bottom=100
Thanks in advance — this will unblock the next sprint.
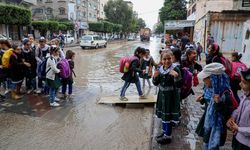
left=98, top=95, right=156, bottom=104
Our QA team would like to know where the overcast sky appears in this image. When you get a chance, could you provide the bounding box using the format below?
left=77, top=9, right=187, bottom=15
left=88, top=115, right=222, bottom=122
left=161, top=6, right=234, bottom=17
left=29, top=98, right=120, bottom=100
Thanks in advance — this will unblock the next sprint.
left=128, top=0, right=164, bottom=29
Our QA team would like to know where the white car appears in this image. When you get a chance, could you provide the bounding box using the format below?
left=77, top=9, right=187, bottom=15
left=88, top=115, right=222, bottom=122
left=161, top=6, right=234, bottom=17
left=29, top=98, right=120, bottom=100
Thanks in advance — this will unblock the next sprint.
left=80, top=35, right=107, bottom=49
left=64, top=34, right=74, bottom=44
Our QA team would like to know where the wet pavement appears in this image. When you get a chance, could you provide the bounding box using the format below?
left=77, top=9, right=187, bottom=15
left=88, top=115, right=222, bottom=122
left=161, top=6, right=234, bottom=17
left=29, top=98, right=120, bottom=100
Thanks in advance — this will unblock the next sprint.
left=0, top=39, right=162, bottom=150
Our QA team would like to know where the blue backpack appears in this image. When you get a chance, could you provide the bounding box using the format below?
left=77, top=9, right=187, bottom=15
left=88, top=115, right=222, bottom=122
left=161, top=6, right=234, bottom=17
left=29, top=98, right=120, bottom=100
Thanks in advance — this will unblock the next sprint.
left=37, top=58, right=50, bottom=79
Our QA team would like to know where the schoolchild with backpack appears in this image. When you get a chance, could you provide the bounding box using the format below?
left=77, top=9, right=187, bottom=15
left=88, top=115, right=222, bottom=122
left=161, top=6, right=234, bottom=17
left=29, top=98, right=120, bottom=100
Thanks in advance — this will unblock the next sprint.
left=139, top=49, right=157, bottom=88
left=153, top=50, right=182, bottom=144
left=230, top=52, right=248, bottom=103
left=227, top=68, right=250, bottom=150
left=197, top=63, right=235, bottom=150
left=181, top=47, right=202, bottom=97
left=9, top=44, right=31, bottom=100
left=22, top=39, right=37, bottom=94
left=119, top=47, right=146, bottom=101
left=36, top=37, right=50, bottom=94
left=60, top=50, right=75, bottom=100
left=46, top=46, right=61, bottom=107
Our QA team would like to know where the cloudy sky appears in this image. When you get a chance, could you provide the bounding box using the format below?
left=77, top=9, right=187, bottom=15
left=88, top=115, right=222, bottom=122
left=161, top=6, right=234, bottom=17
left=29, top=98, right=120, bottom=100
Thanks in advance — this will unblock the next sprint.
left=128, top=0, right=164, bottom=29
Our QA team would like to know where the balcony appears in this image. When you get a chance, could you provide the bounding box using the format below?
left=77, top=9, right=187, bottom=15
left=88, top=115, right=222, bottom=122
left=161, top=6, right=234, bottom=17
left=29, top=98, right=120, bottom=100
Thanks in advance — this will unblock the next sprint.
left=45, top=0, right=53, bottom=3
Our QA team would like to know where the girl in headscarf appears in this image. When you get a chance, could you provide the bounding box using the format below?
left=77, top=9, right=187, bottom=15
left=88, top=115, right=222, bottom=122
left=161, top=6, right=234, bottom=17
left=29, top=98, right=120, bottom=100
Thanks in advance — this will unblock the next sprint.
left=198, top=63, right=234, bottom=150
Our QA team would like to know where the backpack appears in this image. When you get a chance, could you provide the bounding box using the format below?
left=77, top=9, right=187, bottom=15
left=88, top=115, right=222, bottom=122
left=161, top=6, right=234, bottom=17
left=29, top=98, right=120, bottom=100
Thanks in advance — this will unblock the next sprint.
left=213, top=56, right=232, bottom=75
left=222, top=89, right=239, bottom=110
left=119, top=56, right=139, bottom=73
left=57, top=59, right=71, bottom=78
left=230, top=61, right=247, bottom=80
left=180, top=67, right=193, bottom=99
left=2, top=48, right=13, bottom=68
left=37, top=58, right=49, bottom=79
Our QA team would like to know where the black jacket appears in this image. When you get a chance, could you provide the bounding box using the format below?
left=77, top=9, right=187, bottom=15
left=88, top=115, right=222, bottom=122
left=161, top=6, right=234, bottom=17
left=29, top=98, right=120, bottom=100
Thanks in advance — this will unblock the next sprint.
left=22, top=49, right=37, bottom=78
left=9, top=52, right=24, bottom=82
left=121, top=56, right=142, bottom=83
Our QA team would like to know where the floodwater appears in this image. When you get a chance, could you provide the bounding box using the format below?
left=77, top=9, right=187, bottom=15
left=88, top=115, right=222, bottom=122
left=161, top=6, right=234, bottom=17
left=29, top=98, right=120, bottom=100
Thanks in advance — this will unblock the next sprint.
left=0, top=37, right=163, bottom=150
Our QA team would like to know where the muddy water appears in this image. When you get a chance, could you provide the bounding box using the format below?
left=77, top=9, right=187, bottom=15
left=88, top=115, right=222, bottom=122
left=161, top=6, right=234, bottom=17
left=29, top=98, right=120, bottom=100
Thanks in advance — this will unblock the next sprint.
left=0, top=38, right=162, bottom=150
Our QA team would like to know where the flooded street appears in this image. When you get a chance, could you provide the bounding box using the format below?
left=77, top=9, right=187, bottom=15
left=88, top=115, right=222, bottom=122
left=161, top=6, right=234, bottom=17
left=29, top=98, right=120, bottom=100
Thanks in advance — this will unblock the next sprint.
left=0, top=38, right=162, bottom=150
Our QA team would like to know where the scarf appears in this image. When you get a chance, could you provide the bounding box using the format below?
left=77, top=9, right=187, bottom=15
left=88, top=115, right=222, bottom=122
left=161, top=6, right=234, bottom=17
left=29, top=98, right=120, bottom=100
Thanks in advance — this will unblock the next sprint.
left=204, top=73, right=230, bottom=149
left=159, top=63, right=177, bottom=75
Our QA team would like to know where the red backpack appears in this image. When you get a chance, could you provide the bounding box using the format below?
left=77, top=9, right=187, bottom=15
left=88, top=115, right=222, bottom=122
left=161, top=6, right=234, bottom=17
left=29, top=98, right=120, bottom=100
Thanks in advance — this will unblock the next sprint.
left=230, top=61, right=247, bottom=80
left=222, top=89, right=239, bottom=110
left=119, top=56, right=138, bottom=73
left=213, top=56, right=232, bottom=76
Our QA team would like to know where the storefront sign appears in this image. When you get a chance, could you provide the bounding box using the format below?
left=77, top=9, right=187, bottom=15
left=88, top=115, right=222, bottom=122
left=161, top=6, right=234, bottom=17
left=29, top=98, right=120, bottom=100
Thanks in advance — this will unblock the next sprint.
left=164, top=20, right=195, bottom=30
left=242, top=0, right=250, bottom=7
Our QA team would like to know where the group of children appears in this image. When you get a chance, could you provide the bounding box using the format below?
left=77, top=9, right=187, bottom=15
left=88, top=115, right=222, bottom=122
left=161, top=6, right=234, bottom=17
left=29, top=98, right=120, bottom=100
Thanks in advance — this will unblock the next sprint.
left=119, top=40, right=250, bottom=149
left=0, top=36, right=76, bottom=107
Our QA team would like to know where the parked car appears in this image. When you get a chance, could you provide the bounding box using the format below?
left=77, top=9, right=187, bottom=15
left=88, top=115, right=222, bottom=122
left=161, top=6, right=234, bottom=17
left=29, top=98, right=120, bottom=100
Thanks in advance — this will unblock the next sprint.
left=80, top=35, right=107, bottom=49
left=0, top=34, right=12, bottom=41
left=127, top=36, right=136, bottom=41
left=64, top=34, right=74, bottom=44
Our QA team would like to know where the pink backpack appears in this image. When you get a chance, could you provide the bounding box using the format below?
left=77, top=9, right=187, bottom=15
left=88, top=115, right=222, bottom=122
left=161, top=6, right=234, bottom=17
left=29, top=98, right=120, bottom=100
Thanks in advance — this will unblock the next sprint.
left=119, top=56, right=139, bottom=73
left=57, top=59, right=71, bottom=78
left=180, top=67, right=193, bottom=99
left=213, top=56, right=232, bottom=76
left=230, top=61, right=247, bottom=80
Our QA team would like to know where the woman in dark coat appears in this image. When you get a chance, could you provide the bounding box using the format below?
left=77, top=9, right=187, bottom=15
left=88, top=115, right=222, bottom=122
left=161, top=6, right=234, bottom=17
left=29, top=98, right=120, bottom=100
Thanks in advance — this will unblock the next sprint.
left=120, top=47, right=146, bottom=101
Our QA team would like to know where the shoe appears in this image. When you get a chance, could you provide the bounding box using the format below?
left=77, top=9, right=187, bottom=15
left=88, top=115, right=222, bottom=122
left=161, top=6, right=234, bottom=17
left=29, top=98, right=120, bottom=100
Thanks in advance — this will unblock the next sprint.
left=50, top=102, right=60, bottom=107
left=35, top=89, right=42, bottom=94
left=139, top=94, right=146, bottom=99
left=55, top=97, right=60, bottom=102
left=156, top=132, right=164, bottom=140
left=156, top=135, right=172, bottom=145
left=27, top=89, right=33, bottom=94
left=119, top=96, right=128, bottom=101
left=11, top=91, right=22, bottom=100
left=4, top=89, right=10, bottom=95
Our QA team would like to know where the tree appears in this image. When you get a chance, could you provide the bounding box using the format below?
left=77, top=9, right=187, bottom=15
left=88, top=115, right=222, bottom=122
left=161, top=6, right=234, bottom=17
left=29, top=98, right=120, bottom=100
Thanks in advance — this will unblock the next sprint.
left=32, top=21, right=49, bottom=36
left=89, top=22, right=104, bottom=32
left=154, top=23, right=164, bottom=34
left=104, top=0, right=133, bottom=33
left=0, top=4, right=31, bottom=26
left=159, top=0, right=187, bottom=24
left=137, top=18, right=146, bottom=29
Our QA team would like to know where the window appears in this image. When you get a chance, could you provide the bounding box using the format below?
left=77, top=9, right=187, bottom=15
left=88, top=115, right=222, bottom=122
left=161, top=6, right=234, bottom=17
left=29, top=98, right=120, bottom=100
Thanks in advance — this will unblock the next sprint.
left=47, top=7, right=53, bottom=14
left=89, top=13, right=92, bottom=18
left=59, top=7, right=66, bottom=15
left=37, top=0, right=43, bottom=2
left=83, top=12, right=86, bottom=18
left=245, top=29, right=250, bottom=40
left=46, top=0, right=52, bottom=2
left=34, top=8, right=43, bottom=14
left=94, top=14, right=96, bottom=18
left=192, top=4, right=196, bottom=13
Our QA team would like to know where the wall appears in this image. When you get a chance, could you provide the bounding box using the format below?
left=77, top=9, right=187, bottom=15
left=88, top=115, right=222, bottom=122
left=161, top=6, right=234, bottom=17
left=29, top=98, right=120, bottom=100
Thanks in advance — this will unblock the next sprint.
left=241, top=20, right=250, bottom=67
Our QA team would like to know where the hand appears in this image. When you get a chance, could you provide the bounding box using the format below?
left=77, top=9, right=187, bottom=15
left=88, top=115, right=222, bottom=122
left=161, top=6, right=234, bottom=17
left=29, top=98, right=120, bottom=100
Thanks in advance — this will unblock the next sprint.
left=214, top=95, right=220, bottom=103
left=153, top=70, right=160, bottom=78
left=226, top=117, right=235, bottom=129
left=196, top=95, right=203, bottom=102
left=142, top=69, right=146, bottom=74
left=170, top=70, right=178, bottom=78
left=231, top=121, right=239, bottom=135
left=24, top=62, right=31, bottom=67
left=0, top=65, right=2, bottom=69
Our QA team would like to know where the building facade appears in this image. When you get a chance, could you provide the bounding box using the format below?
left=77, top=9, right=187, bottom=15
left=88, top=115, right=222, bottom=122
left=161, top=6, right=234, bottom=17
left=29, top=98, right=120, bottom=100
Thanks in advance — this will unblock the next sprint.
left=187, top=0, right=250, bottom=52
left=99, top=0, right=108, bottom=20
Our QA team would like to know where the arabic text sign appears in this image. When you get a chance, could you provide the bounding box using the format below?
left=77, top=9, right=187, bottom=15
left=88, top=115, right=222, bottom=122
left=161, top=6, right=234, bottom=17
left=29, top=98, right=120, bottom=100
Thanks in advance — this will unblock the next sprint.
left=164, top=20, right=195, bottom=30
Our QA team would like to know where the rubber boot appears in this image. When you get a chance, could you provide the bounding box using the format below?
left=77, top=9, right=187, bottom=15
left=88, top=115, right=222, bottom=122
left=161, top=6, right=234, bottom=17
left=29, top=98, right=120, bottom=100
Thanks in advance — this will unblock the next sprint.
left=11, top=90, right=22, bottom=100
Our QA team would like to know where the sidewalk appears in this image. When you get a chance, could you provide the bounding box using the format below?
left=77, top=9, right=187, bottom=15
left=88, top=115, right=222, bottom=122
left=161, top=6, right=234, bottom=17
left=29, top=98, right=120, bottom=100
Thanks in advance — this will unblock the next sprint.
left=150, top=86, right=233, bottom=150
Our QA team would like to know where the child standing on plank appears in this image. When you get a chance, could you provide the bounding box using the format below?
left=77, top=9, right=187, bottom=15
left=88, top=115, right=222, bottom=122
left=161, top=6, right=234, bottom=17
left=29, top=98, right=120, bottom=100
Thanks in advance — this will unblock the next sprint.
left=120, top=47, right=146, bottom=101
left=140, top=49, right=157, bottom=88
left=153, top=50, right=182, bottom=144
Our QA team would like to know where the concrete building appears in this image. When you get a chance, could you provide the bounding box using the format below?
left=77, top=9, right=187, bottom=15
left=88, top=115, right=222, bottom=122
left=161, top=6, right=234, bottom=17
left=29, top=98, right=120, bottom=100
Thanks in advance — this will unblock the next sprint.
left=99, top=0, right=108, bottom=20
left=187, top=0, right=250, bottom=52
left=0, top=0, right=37, bottom=6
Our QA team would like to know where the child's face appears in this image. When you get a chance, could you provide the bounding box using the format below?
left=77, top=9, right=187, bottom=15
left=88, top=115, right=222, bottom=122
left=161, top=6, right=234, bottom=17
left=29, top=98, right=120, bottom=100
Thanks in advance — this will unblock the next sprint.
left=240, top=76, right=250, bottom=92
left=139, top=53, right=145, bottom=58
left=145, top=52, right=150, bottom=58
left=203, top=77, right=212, bottom=87
left=14, top=47, right=22, bottom=54
left=188, top=50, right=197, bottom=61
left=161, top=53, right=172, bottom=68
left=171, top=55, right=177, bottom=63
left=231, top=55, right=237, bottom=62
left=29, top=37, right=34, bottom=43
left=72, top=54, right=75, bottom=60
